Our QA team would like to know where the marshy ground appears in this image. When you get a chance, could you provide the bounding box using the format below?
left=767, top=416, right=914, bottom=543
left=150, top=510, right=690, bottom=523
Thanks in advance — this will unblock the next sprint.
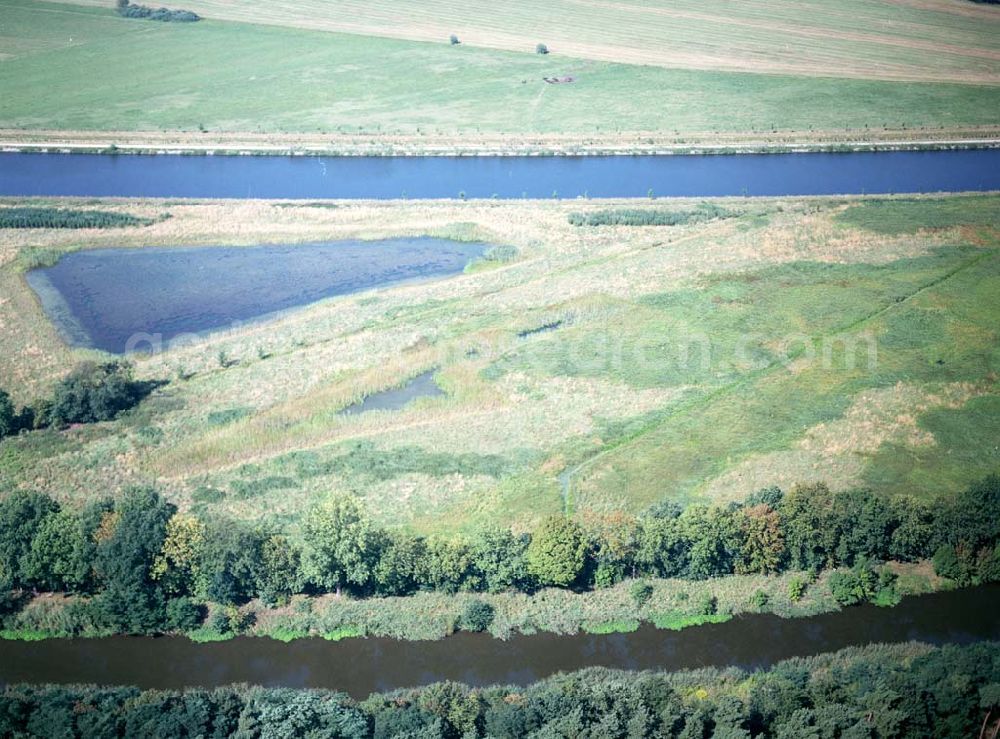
left=1, top=194, right=997, bottom=535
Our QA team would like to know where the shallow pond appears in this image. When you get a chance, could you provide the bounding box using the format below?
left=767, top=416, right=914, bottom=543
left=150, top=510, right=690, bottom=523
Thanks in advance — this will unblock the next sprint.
left=0, top=585, right=996, bottom=699
left=26, top=238, right=486, bottom=353
left=339, top=370, right=444, bottom=415
left=1, top=149, right=999, bottom=199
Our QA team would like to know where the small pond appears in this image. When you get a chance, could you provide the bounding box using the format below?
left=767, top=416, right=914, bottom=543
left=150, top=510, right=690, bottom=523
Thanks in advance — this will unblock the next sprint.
left=339, top=370, right=445, bottom=415
left=25, top=238, right=486, bottom=354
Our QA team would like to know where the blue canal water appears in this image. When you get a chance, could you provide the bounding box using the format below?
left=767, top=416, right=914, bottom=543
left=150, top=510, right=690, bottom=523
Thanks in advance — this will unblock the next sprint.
left=1, top=149, right=998, bottom=199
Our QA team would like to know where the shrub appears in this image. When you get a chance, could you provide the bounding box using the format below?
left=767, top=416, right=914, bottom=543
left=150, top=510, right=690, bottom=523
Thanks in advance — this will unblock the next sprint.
left=0, top=390, right=15, bottom=438
left=460, top=599, right=494, bottom=632
left=829, top=559, right=896, bottom=606
left=829, top=571, right=867, bottom=606
left=449, top=34, right=460, bottom=45
left=49, top=361, right=152, bottom=425
left=208, top=608, right=231, bottom=634
left=629, top=580, right=654, bottom=608
left=696, top=594, right=718, bottom=615
left=788, top=577, right=807, bottom=602
left=535, top=43, right=549, bottom=55
left=750, top=590, right=769, bottom=609
left=933, top=544, right=975, bottom=586
left=593, top=562, right=620, bottom=589
left=0, top=578, right=18, bottom=622
left=165, top=597, right=205, bottom=631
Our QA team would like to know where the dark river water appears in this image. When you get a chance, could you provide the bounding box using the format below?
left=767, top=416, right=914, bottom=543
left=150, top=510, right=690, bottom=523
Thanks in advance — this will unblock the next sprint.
left=1, top=585, right=997, bottom=699
left=1, top=149, right=998, bottom=199
left=25, top=238, right=485, bottom=354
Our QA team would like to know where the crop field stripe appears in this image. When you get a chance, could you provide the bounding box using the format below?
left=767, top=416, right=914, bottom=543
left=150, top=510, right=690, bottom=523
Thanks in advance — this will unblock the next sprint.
left=560, top=247, right=999, bottom=514
left=4, top=0, right=1000, bottom=138
left=56, top=0, right=1000, bottom=83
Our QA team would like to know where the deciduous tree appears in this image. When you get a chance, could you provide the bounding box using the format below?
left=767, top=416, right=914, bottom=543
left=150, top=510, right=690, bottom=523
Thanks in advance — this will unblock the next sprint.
left=302, top=495, right=381, bottom=595
left=527, top=516, right=586, bottom=587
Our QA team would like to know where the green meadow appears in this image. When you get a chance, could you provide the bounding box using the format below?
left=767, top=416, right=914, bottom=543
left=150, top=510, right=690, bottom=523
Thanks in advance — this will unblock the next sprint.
left=2, top=1, right=1000, bottom=138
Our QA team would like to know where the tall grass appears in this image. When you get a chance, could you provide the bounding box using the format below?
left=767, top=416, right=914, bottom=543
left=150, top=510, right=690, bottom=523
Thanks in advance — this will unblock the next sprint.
left=0, top=207, right=155, bottom=229
left=568, top=203, right=733, bottom=227
left=249, top=569, right=845, bottom=642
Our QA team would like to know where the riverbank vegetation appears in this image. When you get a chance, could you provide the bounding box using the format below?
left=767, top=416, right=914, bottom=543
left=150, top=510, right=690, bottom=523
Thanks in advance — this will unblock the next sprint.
left=1, top=1, right=999, bottom=145
left=0, top=207, right=156, bottom=229
left=2, top=641, right=999, bottom=736
left=1, top=476, right=996, bottom=640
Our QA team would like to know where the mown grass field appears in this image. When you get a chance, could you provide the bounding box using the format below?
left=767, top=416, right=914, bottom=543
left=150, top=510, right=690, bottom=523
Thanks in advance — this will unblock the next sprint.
left=59, top=0, right=1000, bottom=83
left=1, top=194, right=997, bottom=535
left=1, top=0, right=1000, bottom=140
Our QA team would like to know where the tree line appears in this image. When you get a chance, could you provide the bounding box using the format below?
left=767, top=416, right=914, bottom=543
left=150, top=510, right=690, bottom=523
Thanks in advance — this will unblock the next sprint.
left=1, top=475, right=998, bottom=636
left=1, top=641, right=998, bottom=737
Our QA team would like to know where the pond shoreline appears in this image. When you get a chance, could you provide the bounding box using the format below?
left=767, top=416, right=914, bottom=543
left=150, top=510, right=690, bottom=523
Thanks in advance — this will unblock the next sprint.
left=25, top=239, right=487, bottom=354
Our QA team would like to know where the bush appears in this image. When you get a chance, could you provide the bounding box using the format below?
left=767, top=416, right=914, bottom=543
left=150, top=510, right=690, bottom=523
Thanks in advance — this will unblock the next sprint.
left=0, top=390, right=15, bottom=438
left=208, top=608, right=231, bottom=634
left=0, top=578, right=18, bottom=623
left=629, top=580, right=654, bottom=608
left=788, top=577, right=807, bottom=602
left=0, top=389, right=46, bottom=438
left=933, top=544, right=975, bottom=586
left=829, top=571, right=867, bottom=606
left=750, top=590, right=769, bottom=609
left=49, top=361, right=152, bottom=425
left=829, top=560, right=896, bottom=606
left=594, top=561, right=621, bottom=589
left=696, top=594, right=717, bottom=616
left=460, top=599, right=494, bottom=632
left=535, top=43, right=549, bottom=55
left=449, top=34, right=460, bottom=45
left=165, top=597, right=204, bottom=631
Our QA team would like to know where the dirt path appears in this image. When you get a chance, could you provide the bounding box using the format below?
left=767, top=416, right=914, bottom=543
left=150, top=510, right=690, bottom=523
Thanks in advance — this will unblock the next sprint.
left=3, top=128, right=999, bottom=157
